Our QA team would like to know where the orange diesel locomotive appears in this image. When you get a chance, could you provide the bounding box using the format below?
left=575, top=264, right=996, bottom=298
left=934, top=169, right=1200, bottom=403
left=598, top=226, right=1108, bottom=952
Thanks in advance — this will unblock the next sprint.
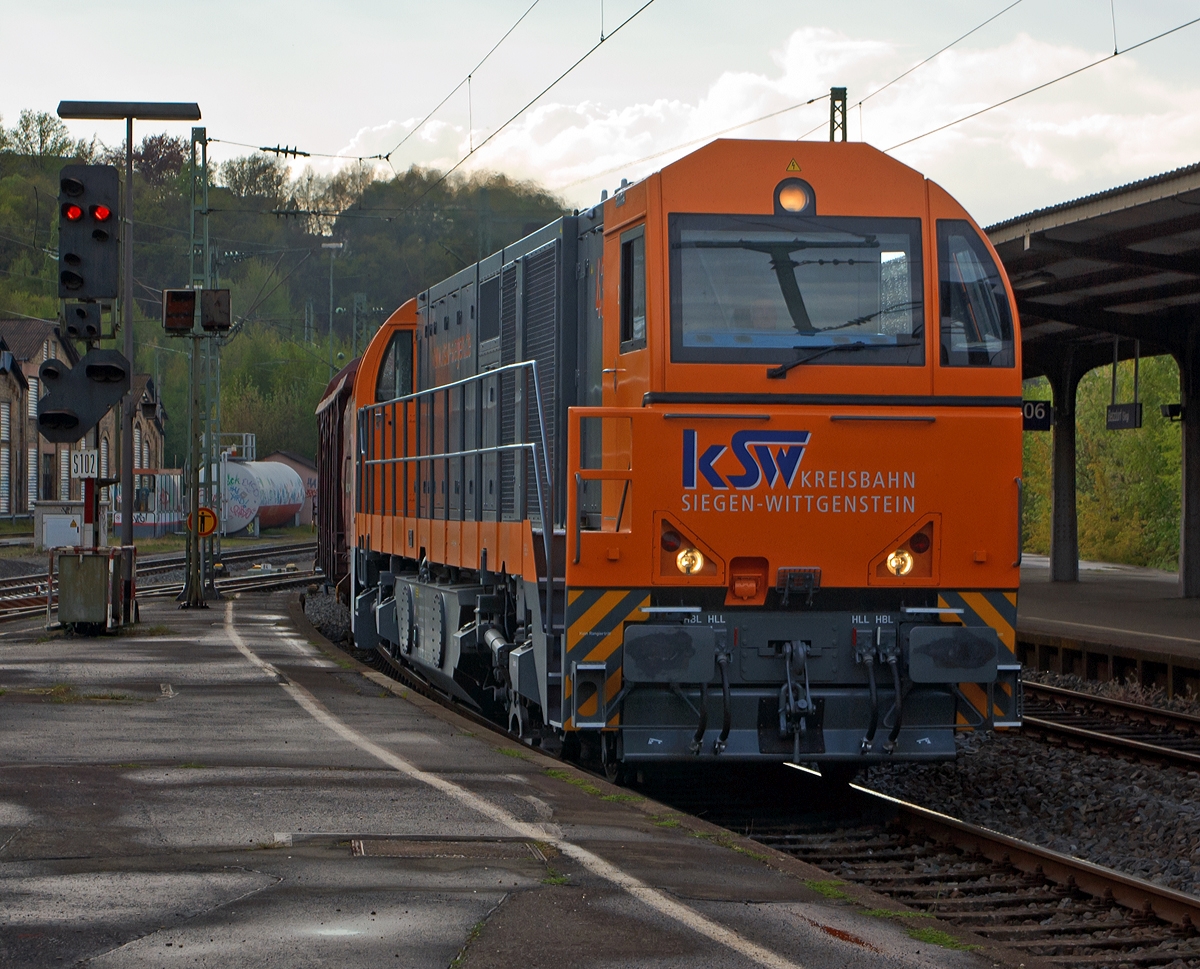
left=343, top=140, right=1022, bottom=779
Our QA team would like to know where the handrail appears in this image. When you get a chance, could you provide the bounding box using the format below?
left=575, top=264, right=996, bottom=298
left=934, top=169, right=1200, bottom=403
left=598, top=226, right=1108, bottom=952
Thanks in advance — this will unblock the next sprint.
left=357, top=358, right=555, bottom=636
left=1013, top=476, right=1024, bottom=568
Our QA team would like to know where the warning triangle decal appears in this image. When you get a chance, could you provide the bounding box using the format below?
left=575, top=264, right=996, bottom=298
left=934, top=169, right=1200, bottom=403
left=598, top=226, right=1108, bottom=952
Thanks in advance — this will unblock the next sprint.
left=786, top=158, right=800, bottom=172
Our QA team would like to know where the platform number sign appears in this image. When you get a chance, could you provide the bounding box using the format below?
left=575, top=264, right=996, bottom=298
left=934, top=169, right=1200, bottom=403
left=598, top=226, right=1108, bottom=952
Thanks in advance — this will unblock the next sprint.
left=70, top=448, right=99, bottom=479
left=1022, top=400, right=1052, bottom=432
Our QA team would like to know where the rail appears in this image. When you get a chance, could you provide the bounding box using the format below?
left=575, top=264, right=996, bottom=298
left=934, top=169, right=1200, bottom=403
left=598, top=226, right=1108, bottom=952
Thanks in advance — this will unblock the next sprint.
left=358, top=360, right=555, bottom=633
left=1023, top=680, right=1200, bottom=770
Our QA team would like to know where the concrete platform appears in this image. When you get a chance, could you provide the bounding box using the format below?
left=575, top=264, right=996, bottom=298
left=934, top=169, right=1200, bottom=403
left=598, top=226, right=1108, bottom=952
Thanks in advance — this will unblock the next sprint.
left=1018, top=556, right=1200, bottom=693
left=0, top=592, right=1011, bottom=968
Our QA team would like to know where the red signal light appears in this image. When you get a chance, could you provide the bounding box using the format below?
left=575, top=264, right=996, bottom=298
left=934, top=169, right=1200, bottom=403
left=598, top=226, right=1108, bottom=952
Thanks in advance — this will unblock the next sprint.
left=661, top=530, right=682, bottom=552
left=908, top=531, right=931, bottom=554
left=63, top=203, right=84, bottom=222
left=90, top=204, right=112, bottom=222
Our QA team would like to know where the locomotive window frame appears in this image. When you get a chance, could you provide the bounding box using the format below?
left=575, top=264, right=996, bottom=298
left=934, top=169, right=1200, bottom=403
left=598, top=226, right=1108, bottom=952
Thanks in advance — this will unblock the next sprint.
left=667, top=213, right=925, bottom=367
left=374, top=329, right=414, bottom=403
left=619, top=225, right=647, bottom=353
left=936, top=219, right=1015, bottom=369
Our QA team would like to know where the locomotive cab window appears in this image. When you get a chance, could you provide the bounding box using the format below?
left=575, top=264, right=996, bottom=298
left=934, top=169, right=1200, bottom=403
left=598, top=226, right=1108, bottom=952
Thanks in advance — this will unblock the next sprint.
left=937, top=220, right=1015, bottom=368
left=374, top=330, right=414, bottom=402
left=619, top=226, right=646, bottom=352
left=668, top=213, right=924, bottom=365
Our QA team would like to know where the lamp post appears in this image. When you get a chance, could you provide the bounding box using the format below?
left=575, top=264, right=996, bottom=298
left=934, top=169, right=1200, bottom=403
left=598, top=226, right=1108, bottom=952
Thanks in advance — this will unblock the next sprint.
left=57, top=101, right=201, bottom=622
left=321, top=242, right=344, bottom=378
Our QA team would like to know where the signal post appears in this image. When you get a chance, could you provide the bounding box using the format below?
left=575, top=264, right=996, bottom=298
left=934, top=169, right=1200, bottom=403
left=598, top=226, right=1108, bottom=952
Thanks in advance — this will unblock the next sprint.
left=57, top=102, right=201, bottom=621
left=162, top=287, right=231, bottom=607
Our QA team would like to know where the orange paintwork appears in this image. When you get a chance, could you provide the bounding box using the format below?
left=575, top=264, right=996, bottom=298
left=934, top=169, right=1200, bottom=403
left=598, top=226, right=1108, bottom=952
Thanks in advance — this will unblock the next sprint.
left=354, top=140, right=1022, bottom=604
left=584, top=140, right=1021, bottom=596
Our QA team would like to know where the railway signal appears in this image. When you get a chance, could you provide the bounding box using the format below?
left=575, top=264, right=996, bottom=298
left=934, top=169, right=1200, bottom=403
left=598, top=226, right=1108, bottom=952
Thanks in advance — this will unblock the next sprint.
left=36, top=348, right=131, bottom=443
left=58, top=165, right=119, bottom=300
left=162, top=289, right=197, bottom=333
left=200, top=289, right=231, bottom=331
left=64, top=302, right=102, bottom=341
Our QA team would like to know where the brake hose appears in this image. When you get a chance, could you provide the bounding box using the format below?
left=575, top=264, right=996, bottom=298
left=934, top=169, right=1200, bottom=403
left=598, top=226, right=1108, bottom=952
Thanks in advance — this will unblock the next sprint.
left=884, top=655, right=903, bottom=753
left=714, top=652, right=731, bottom=754
left=860, top=655, right=879, bottom=754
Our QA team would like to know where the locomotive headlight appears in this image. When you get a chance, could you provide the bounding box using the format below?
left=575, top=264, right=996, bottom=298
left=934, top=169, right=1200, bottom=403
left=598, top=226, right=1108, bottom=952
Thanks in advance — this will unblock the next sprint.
left=676, top=547, right=704, bottom=575
left=886, top=549, right=914, bottom=576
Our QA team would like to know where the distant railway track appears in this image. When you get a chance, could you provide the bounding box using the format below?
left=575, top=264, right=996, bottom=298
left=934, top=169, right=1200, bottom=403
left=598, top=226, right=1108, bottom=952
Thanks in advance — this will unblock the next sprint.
left=0, top=541, right=317, bottom=620
left=1022, top=681, right=1200, bottom=771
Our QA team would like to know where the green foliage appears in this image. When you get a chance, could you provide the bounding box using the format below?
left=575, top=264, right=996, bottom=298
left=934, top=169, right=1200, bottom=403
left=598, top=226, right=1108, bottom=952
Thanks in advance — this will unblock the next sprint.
left=1022, top=355, right=1182, bottom=569
left=0, top=112, right=569, bottom=466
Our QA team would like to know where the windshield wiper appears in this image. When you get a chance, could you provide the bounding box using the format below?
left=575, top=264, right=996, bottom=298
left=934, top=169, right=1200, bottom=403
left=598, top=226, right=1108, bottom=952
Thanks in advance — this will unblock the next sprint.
left=766, top=341, right=867, bottom=379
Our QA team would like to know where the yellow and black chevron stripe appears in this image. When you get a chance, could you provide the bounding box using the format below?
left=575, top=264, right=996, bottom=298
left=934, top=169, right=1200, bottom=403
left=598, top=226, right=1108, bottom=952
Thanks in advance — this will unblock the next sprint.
left=564, top=588, right=650, bottom=728
left=937, top=589, right=1020, bottom=728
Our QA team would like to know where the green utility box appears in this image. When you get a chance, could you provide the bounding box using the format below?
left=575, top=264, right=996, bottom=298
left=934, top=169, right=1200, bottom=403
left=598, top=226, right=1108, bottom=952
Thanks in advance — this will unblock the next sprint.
left=57, top=552, right=111, bottom=626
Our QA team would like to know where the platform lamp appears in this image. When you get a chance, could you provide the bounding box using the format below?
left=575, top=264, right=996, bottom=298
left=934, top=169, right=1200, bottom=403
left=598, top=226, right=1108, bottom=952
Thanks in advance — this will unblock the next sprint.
left=57, top=102, right=201, bottom=622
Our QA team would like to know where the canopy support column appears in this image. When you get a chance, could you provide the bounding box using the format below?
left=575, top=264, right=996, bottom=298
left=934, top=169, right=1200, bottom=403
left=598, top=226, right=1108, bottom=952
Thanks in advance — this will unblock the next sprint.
left=1049, top=347, right=1081, bottom=583
left=1180, top=323, right=1200, bottom=598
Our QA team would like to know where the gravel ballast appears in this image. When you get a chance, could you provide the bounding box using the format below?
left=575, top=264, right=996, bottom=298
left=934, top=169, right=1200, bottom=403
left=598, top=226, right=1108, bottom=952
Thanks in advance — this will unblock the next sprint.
left=866, top=727, right=1200, bottom=897
left=303, top=587, right=350, bottom=644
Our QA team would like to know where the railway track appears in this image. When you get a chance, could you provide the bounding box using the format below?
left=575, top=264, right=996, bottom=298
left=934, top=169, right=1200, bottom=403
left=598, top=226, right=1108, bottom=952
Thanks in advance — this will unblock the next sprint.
left=330, top=630, right=1200, bottom=966
left=741, top=785, right=1200, bottom=967
left=1022, top=681, right=1200, bottom=771
left=0, top=541, right=316, bottom=617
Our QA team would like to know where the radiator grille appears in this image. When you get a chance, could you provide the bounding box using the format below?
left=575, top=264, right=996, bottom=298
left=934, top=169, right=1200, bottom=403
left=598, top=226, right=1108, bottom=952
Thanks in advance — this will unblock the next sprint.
left=499, top=264, right=517, bottom=519
left=522, top=243, right=558, bottom=525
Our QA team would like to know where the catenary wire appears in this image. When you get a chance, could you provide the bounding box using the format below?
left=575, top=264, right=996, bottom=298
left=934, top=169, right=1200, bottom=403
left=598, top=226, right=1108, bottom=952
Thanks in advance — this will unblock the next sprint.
left=383, top=0, right=545, bottom=164
left=885, top=13, right=1200, bottom=151
left=561, top=0, right=1025, bottom=191
left=394, top=0, right=661, bottom=215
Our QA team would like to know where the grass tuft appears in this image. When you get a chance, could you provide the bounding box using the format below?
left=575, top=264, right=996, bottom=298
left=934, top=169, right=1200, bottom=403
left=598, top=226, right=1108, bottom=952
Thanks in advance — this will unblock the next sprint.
left=177, top=762, right=206, bottom=769
left=905, top=927, right=980, bottom=950
left=541, top=866, right=570, bottom=886
left=600, top=792, right=643, bottom=803
left=448, top=918, right=488, bottom=969
left=543, top=768, right=602, bottom=796
left=861, top=908, right=933, bottom=919
left=805, top=879, right=853, bottom=901
left=496, top=746, right=529, bottom=760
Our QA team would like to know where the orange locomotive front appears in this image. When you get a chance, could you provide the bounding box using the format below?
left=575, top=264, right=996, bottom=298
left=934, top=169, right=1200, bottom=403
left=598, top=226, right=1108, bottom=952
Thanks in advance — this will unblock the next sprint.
left=348, top=140, right=1023, bottom=779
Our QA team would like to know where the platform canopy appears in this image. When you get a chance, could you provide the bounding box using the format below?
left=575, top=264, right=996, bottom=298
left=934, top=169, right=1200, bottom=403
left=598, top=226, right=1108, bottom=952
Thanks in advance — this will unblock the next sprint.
left=986, top=164, right=1200, bottom=596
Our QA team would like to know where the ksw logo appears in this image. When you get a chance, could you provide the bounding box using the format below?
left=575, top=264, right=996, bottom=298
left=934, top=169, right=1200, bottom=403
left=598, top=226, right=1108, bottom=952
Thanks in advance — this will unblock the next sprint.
left=683, top=429, right=811, bottom=491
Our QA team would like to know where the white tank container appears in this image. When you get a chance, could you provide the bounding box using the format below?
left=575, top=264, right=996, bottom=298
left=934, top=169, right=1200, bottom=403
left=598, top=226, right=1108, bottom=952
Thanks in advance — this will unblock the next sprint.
left=216, top=460, right=305, bottom=533
left=249, top=460, right=305, bottom=527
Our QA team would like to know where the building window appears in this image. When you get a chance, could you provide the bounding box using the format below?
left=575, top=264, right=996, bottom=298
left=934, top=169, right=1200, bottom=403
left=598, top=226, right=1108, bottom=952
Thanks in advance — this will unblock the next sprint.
left=42, top=341, right=48, bottom=362
left=133, top=426, right=142, bottom=469
left=59, top=448, right=70, bottom=500
left=27, top=377, right=37, bottom=419
left=0, top=402, right=10, bottom=516
left=27, top=447, right=37, bottom=510
left=100, top=436, right=109, bottom=503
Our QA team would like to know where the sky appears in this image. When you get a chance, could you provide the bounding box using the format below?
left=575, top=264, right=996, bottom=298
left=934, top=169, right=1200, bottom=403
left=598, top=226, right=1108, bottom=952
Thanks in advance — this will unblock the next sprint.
left=6, top=0, right=1200, bottom=225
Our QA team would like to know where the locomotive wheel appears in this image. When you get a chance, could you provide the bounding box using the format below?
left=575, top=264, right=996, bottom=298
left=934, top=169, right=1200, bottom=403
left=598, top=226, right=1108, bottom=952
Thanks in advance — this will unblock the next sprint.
left=601, top=732, right=627, bottom=786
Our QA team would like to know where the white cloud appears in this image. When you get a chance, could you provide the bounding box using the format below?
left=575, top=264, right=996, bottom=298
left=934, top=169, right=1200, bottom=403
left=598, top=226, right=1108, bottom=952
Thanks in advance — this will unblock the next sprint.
left=324, top=25, right=1200, bottom=222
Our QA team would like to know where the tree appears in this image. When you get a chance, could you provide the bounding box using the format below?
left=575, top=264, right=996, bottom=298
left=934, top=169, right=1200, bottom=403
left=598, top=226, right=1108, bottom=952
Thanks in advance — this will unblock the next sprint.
left=3, top=109, right=91, bottom=159
left=136, top=133, right=188, bottom=185
left=220, top=153, right=289, bottom=201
